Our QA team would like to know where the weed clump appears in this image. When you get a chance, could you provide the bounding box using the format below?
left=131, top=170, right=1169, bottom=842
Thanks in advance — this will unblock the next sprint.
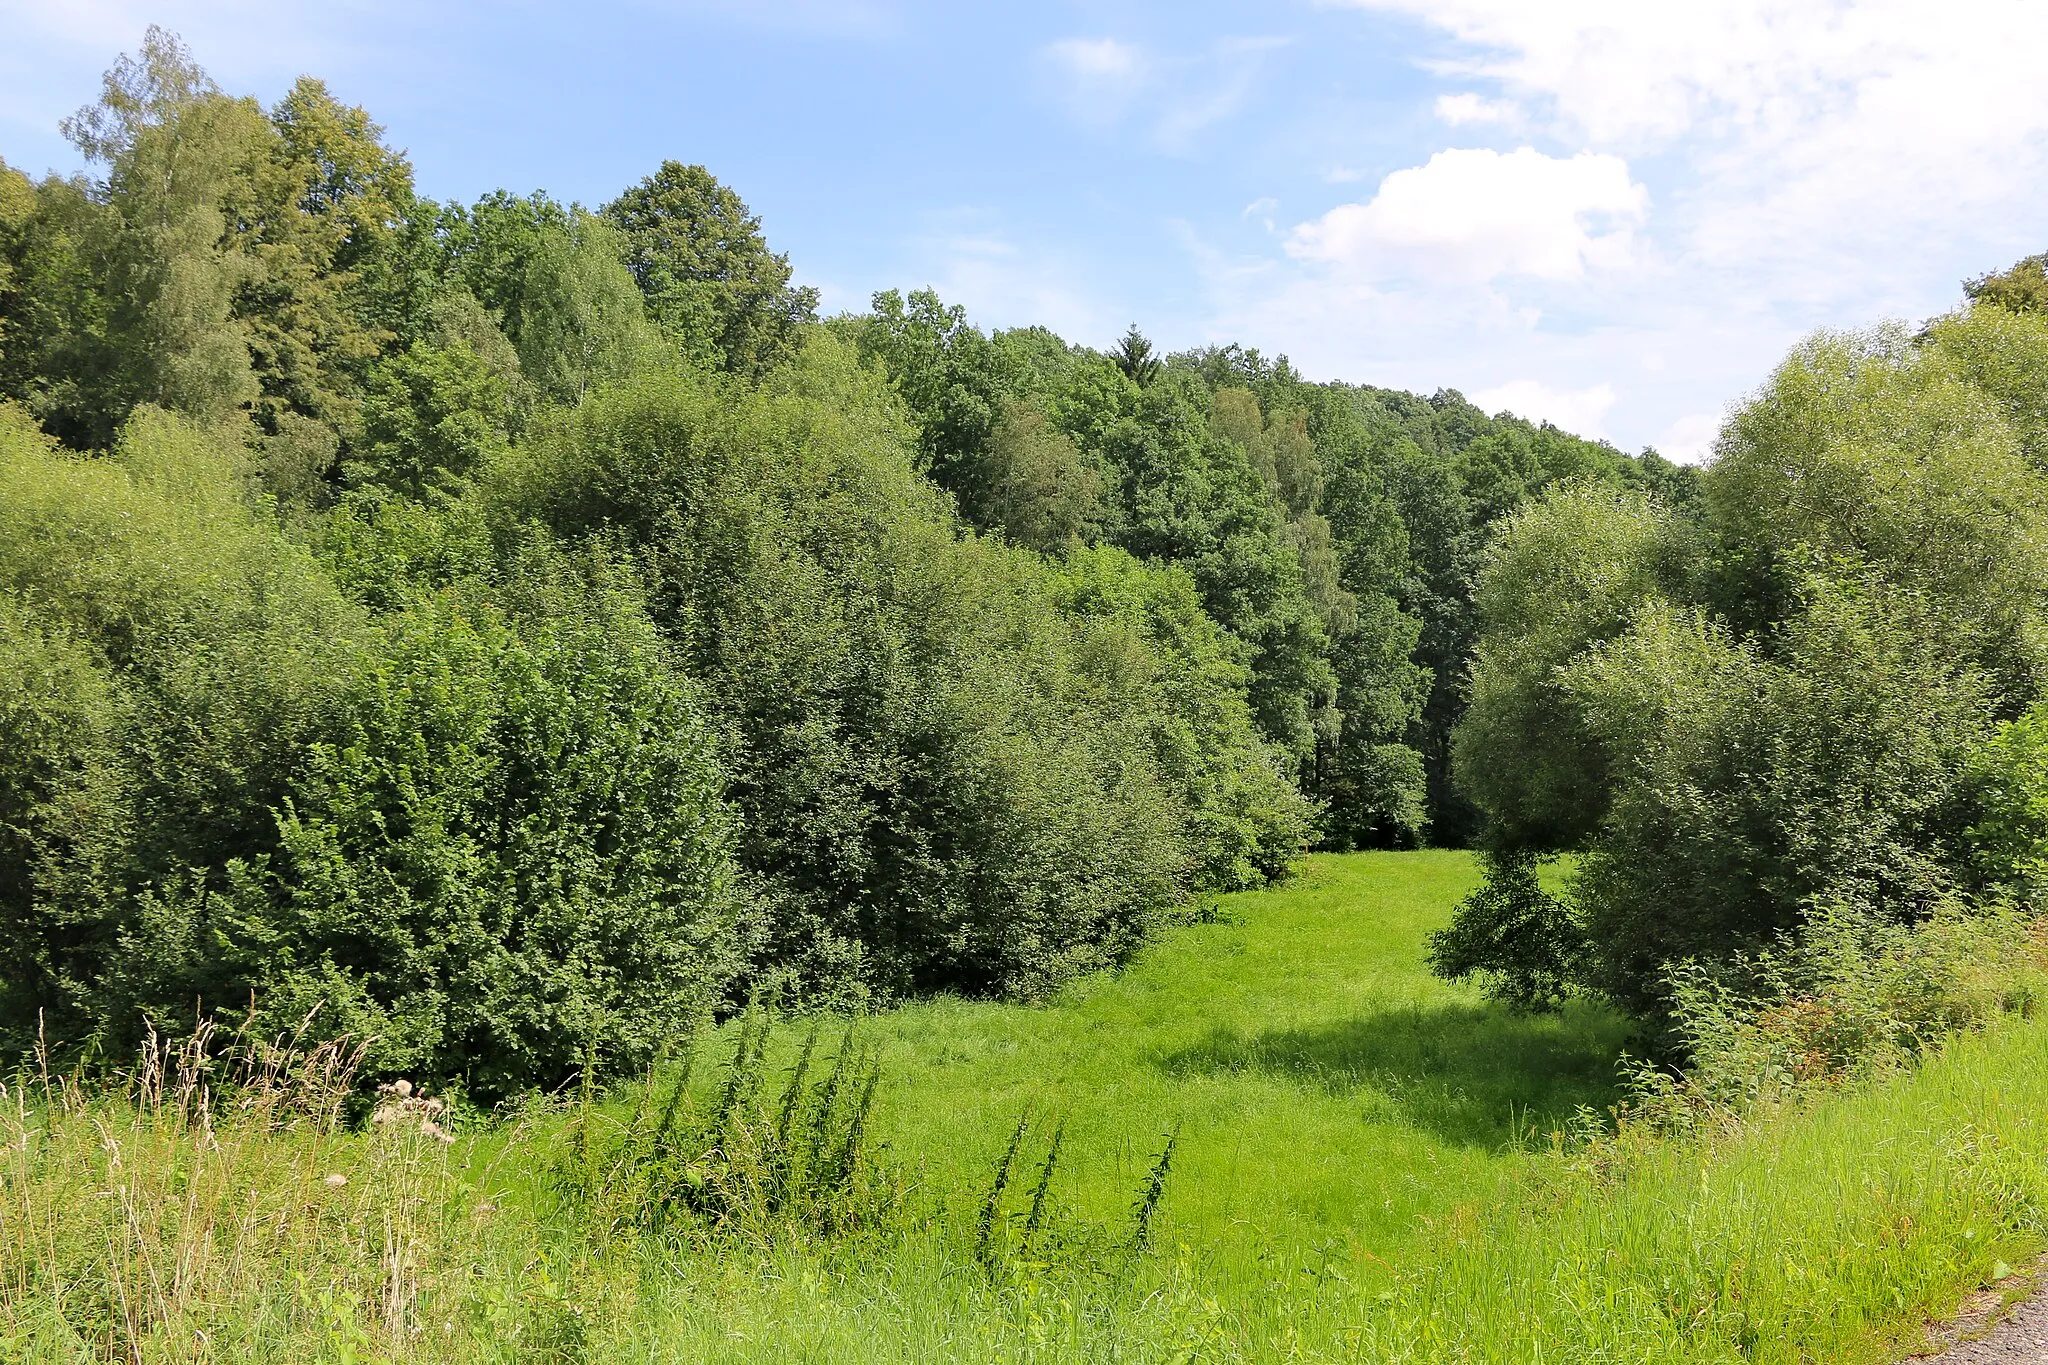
left=558, top=1010, right=900, bottom=1245
left=1620, top=902, right=2048, bottom=1137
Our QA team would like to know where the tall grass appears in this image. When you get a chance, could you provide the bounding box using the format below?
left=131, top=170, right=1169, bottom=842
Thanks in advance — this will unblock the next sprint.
left=0, top=1020, right=530, bottom=1360
left=6, top=852, right=2047, bottom=1362
left=617, top=1014, right=2048, bottom=1364
left=562, top=1011, right=898, bottom=1244
left=1349, top=1018, right=2048, bottom=1363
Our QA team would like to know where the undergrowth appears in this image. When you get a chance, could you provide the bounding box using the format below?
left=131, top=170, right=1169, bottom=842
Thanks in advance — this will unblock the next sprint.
left=6, top=858, right=2048, bottom=1362
left=1621, top=900, right=2048, bottom=1136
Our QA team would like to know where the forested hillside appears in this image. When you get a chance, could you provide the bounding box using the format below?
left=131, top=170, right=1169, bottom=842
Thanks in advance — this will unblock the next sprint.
left=18, top=26, right=2048, bottom=1365
left=0, top=32, right=1690, bottom=1087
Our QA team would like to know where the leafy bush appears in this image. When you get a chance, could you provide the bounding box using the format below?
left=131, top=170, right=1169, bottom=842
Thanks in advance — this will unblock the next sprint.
left=493, top=342, right=1304, bottom=999
left=0, top=407, right=744, bottom=1089
left=1427, top=851, right=1580, bottom=1012
left=1567, top=584, right=1997, bottom=1018
left=1625, top=903, right=2047, bottom=1131
left=0, top=404, right=363, bottom=1049
left=1967, top=701, right=2048, bottom=902
left=1442, top=311, right=2048, bottom=1027
left=205, top=552, right=742, bottom=1096
left=1047, top=543, right=1313, bottom=890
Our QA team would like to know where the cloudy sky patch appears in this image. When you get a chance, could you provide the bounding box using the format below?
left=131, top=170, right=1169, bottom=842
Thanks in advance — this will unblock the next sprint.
left=5, top=0, right=2044, bottom=460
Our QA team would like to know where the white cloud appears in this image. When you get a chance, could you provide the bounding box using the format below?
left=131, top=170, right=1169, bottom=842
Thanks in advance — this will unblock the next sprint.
left=1433, top=92, right=1513, bottom=126
left=1472, top=379, right=1617, bottom=437
left=1249, top=0, right=2048, bottom=452
left=1287, top=147, right=1646, bottom=283
left=1340, top=0, right=2048, bottom=146
left=1334, top=0, right=2048, bottom=286
left=1046, top=36, right=1142, bottom=82
left=1655, top=411, right=1725, bottom=464
left=1040, top=34, right=1286, bottom=153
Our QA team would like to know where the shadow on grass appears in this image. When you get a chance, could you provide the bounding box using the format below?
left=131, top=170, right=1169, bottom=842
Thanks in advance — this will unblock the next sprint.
left=1157, top=1002, right=1632, bottom=1149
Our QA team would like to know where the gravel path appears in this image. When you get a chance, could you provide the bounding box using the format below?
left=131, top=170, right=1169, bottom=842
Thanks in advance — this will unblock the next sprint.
left=1912, top=1272, right=2048, bottom=1363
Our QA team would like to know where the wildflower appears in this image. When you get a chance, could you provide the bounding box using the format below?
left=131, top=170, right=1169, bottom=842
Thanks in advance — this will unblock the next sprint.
left=372, top=1079, right=457, bottom=1142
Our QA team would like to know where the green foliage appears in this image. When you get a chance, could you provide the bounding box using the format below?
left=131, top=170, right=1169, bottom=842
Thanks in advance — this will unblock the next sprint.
left=1575, top=588, right=1997, bottom=1017
left=492, top=340, right=1286, bottom=999
left=1428, top=851, right=1582, bottom=1012
left=0, top=406, right=741, bottom=1087
left=0, top=30, right=414, bottom=467
left=602, top=160, right=819, bottom=376
left=1705, top=324, right=2048, bottom=664
left=0, top=403, right=363, bottom=1047
left=0, top=158, right=35, bottom=362
left=1112, top=325, right=1161, bottom=387
left=1046, top=544, right=1313, bottom=889
left=5, top=30, right=1776, bottom=1092
left=848, top=286, right=1029, bottom=489
left=0, top=595, right=117, bottom=1001
left=1100, top=369, right=1337, bottom=763
left=1446, top=309, right=2048, bottom=1026
left=227, top=555, right=741, bottom=1095
left=1966, top=700, right=2048, bottom=900
left=56, top=28, right=270, bottom=441
left=237, top=77, right=416, bottom=449
left=1968, top=251, right=2048, bottom=317
left=1927, top=300, right=2048, bottom=473
left=975, top=398, right=1105, bottom=550
left=0, top=33, right=1346, bottom=1053
left=456, top=197, right=660, bottom=408
left=7, top=854, right=2048, bottom=1363
left=845, top=287, right=1678, bottom=845
left=345, top=299, right=514, bottom=501
left=506, top=213, right=660, bottom=406
left=566, top=1012, right=897, bottom=1243
left=1628, top=902, right=2047, bottom=1128
left=1453, top=483, right=1689, bottom=852
left=0, top=168, right=119, bottom=447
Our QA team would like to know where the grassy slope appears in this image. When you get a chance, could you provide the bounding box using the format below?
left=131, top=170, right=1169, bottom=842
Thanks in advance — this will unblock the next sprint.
left=645, top=854, right=2048, bottom=1363
left=11, top=850, right=2048, bottom=1362
left=861, top=851, right=1629, bottom=1292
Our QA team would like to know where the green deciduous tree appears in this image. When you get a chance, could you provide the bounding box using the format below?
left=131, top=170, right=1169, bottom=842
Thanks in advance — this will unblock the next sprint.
left=0, top=404, right=743, bottom=1087
left=1438, top=307, right=2048, bottom=1027
left=491, top=337, right=1304, bottom=998
left=603, top=160, right=818, bottom=376
left=1968, top=253, right=2048, bottom=317
left=980, top=398, right=1105, bottom=550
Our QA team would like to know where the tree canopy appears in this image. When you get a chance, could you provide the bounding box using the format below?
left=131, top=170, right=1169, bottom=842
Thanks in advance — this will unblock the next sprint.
left=9, top=30, right=2029, bottom=1086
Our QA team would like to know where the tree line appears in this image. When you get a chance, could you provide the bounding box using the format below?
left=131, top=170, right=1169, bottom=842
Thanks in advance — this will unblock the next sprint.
left=1436, top=255, right=2048, bottom=1041
left=3, top=31, right=1860, bottom=1092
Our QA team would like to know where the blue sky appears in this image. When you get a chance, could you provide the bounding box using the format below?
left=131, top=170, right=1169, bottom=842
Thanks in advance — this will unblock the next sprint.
left=5, top=1, right=2047, bottom=459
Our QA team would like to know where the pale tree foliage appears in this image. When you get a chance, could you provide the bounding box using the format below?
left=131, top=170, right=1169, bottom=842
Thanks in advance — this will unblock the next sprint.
left=1438, top=302, right=2048, bottom=1023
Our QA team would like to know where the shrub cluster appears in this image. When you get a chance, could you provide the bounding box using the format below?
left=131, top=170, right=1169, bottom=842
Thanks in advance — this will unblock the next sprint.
left=1622, top=903, right=2048, bottom=1131
left=0, top=345, right=1325, bottom=1090
left=491, top=350, right=1311, bottom=1002
left=1438, top=301, right=2048, bottom=1033
left=0, top=407, right=744, bottom=1093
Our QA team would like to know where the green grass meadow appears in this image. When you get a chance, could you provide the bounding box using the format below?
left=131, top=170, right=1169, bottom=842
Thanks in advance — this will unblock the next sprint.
left=858, top=851, right=1630, bottom=1293
left=10, top=850, right=2048, bottom=1362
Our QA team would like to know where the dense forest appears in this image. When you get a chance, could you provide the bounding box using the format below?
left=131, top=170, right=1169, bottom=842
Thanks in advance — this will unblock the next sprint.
left=0, top=31, right=1691, bottom=1091
left=6, top=30, right=2047, bottom=1103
